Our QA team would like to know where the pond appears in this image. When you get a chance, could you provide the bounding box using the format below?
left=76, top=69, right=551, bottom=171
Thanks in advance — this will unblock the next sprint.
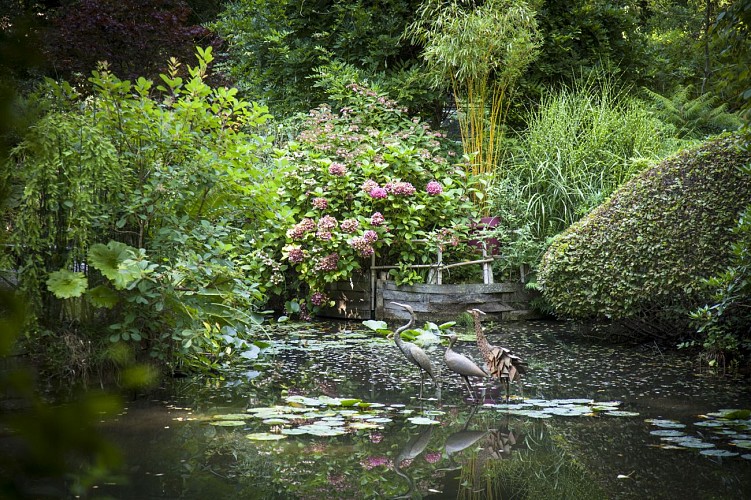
left=95, top=320, right=750, bottom=499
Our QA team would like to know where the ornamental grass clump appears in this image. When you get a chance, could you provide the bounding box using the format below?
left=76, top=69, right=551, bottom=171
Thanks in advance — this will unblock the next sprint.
left=277, top=81, right=474, bottom=310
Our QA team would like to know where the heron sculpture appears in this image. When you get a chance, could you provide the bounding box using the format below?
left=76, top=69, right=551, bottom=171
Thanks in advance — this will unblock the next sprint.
left=390, top=302, right=437, bottom=399
left=469, top=308, right=527, bottom=401
left=441, top=333, right=489, bottom=402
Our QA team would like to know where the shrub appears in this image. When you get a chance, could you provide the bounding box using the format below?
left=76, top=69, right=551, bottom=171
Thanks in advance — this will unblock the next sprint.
left=274, top=79, right=475, bottom=312
left=537, top=134, right=751, bottom=338
left=4, top=49, right=279, bottom=373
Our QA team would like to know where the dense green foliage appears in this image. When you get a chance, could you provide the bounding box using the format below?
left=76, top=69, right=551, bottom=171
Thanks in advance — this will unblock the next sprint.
left=273, top=75, right=475, bottom=313
left=537, top=135, right=751, bottom=338
left=3, top=49, right=279, bottom=373
left=210, top=0, right=439, bottom=118
left=687, top=0, right=751, bottom=362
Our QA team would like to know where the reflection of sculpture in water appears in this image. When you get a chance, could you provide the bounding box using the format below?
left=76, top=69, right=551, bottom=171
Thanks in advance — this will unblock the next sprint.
left=438, top=406, right=487, bottom=471
left=469, top=308, right=527, bottom=401
left=392, top=427, right=433, bottom=499
left=441, top=333, right=489, bottom=403
left=390, top=302, right=438, bottom=400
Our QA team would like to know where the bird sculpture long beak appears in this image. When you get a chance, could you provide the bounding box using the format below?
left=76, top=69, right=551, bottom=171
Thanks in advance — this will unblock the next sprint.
left=467, top=308, right=487, bottom=316
left=390, top=301, right=414, bottom=313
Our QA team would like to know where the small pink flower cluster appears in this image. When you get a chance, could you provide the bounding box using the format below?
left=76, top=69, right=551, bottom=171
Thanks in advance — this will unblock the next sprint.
left=340, top=218, right=359, bottom=233
left=318, top=215, right=338, bottom=230
left=286, top=245, right=304, bottom=263
left=370, top=212, right=385, bottom=226
left=328, top=162, right=347, bottom=176
left=385, top=181, right=416, bottom=196
left=287, top=218, right=316, bottom=240
left=360, top=456, right=391, bottom=470
left=369, top=187, right=388, bottom=199
left=350, top=236, right=375, bottom=257
left=361, top=179, right=379, bottom=193
left=310, top=291, right=329, bottom=306
left=363, top=230, right=378, bottom=243
left=426, top=180, right=443, bottom=195
left=316, top=253, right=340, bottom=272
left=312, top=197, right=328, bottom=210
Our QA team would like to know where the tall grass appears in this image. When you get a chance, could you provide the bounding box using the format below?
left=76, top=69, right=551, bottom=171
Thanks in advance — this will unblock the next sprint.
left=501, top=75, right=679, bottom=239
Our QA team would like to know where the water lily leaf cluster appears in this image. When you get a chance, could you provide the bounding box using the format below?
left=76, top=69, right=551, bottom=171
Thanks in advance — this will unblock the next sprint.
left=647, top=408, right=751, bottom=459
left=489, top=399, right=637, bottom=419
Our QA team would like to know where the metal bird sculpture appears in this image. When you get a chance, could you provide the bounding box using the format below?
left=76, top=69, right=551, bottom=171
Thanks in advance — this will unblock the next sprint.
left=391, top=302, right=437, bottom=399
left=441, top=333, right=489, bottom=402
left=469, top=308, right=527, bottom=401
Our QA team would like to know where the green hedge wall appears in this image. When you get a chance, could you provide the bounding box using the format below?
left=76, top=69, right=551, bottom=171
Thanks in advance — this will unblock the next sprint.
left=537, top=135, right=751, bottom=333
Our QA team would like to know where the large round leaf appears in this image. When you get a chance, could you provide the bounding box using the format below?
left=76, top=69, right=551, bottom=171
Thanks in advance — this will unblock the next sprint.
left=46, top=269, right=88, bottom=299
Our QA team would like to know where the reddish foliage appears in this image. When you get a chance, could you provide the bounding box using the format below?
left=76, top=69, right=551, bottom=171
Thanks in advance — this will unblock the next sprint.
left=44, top=0, right=222, bottom=83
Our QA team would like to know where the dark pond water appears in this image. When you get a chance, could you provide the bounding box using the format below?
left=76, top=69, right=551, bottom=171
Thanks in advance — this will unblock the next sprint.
left=96, top=320, right=750, bottom=499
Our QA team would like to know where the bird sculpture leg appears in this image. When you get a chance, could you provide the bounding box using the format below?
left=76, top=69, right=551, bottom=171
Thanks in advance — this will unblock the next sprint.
left=461, top=375, right=476, bottom=402
left=419, top=372, right=424, bottom=400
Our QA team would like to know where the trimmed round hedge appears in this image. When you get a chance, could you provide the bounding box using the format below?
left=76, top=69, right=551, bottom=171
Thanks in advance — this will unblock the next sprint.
left=537, top=134, right=751, bottom=332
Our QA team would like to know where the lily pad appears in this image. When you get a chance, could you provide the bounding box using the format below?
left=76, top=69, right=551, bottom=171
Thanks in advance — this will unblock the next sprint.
left=694, top=420, right=725, bottom=427
left=280, top=428, right=308, bottom=435
left=247, top=432, right=287, bottom=441
left=648, top=419, right=686, bottom=429
left=604, top=411, right=640, bottom=417
left=699, top=449, right=739, bottom=457
left=262, top=418, right=290, bottom=425
left=286, top=395, right=324, bottom=407
left=651, top=430, right=686, bottom=437
left=367, top=417, right=393, bottom=424
left=349, top=422, right=382, bottom=430
left=675, top=439, right=714, bottom=449
left=731, top=440, right=751, bottom=449
left=212, top=414, right=251, bottom=421
left=210, top=420, right=246, bottom=427
left=552, top=398, right=594, bottom=405
left=407, top=417, right=440, bottom=426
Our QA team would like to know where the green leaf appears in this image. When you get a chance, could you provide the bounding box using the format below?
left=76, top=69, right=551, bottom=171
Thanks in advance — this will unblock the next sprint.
left=362, top=320, right=389, bottom=332
left=89, top=241, right=141, bottom=289
left=87, top=284, right=119, bottom=308
left=46, top=270, right=88, bottom=299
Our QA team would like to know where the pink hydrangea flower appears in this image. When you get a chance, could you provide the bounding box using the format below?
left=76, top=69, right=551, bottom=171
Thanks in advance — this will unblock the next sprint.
left=341, top=218, right=360, bottom=233
left=318, top=215, right=338, bottom=230
left=385, top=181, right=416, bottom=196
left=285, top=245, right=304, bottom=263
left=361, top=456, right=391, bottom=470
left=363, top=230, right=378, bottom=243
left=350, top=236, right=375, bottom=257
left=286, top=218, right=316, bottom=240
left=426, top=180, right=443, bottom=195
left=424, top=452, right=442, bottom=464
left=369, top=187, right=388, bottom=199
left=310, top=291, right=329, bottom=306
left=312, top=197, right=328, bottom=210
left=370, top=212, right=385, bottom=226
left=361, top=179, right=379, bottom=193
left=316, top=253, right=340, bottom=272
left=328, top=162, right=347, bottom=176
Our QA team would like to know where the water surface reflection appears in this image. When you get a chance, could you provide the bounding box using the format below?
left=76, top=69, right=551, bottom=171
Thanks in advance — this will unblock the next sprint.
left=99, top=320, right=751, bottom=499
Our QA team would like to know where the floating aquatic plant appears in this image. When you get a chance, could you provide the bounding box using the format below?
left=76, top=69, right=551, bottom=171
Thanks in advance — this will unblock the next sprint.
left=648, top=408, right=751, bottom=459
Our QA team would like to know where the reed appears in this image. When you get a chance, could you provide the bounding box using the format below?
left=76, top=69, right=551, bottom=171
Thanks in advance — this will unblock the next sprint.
left=503, top=74, right=675, bottom=239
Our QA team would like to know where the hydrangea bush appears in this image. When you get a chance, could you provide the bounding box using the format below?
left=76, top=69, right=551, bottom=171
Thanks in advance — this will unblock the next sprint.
left=277, top=82, right=475, bottom=310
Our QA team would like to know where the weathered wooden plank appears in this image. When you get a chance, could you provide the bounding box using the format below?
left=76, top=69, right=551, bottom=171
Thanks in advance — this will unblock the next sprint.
left=382, top=281, right=521, bottom=294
